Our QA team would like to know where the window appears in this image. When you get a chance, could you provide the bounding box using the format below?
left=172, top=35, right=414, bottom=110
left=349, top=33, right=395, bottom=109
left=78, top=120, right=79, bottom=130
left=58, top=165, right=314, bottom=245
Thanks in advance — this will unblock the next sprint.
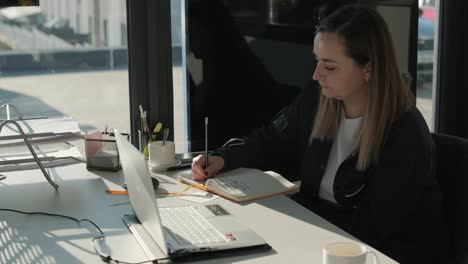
left=120, top=23, right=127, bottom=46
left=76, top=0, right=81, bottom=32
left=0, top=0, right=129, bottom=133
left=76, top=13, right=80, bottom=32
left=416, top=0, right=439, bottom=130
left=171, top=0, right=305, bottom=154
left=102, top=19, right=108, bottom=46
left=170, top=0, right=188, bottom=153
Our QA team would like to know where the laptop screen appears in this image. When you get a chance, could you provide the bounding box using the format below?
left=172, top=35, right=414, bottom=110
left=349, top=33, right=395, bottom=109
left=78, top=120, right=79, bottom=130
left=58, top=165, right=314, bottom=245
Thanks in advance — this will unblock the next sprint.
left=114, top=129, right=169, bottom=256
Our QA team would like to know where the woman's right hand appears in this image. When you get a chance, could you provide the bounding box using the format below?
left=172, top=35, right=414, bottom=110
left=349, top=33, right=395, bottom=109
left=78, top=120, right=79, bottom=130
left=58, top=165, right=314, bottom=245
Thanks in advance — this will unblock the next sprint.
left=191, top=155, right=225, bottom=181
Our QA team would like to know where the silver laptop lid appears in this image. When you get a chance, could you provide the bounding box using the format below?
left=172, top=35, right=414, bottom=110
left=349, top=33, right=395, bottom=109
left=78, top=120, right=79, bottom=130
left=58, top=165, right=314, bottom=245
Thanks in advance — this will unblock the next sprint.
left=114, top=129, right=169, bottom=256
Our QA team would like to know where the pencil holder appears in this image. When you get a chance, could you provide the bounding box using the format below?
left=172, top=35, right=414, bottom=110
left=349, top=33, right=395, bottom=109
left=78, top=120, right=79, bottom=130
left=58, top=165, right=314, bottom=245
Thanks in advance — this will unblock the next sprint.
left=86, top=131, right=128, bottom=171
left=138, top=130, right=161, bottom=157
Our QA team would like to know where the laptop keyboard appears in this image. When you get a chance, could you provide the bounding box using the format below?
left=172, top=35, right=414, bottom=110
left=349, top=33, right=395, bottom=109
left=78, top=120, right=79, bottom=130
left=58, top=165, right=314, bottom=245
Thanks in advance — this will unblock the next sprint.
left=160, top=206, right=228, bottom=246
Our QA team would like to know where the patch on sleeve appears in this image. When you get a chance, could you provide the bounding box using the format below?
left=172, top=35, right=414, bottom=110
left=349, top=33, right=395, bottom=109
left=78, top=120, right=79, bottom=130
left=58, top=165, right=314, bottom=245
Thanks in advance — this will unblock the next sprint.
left=272, top=110, right=288, bottom=133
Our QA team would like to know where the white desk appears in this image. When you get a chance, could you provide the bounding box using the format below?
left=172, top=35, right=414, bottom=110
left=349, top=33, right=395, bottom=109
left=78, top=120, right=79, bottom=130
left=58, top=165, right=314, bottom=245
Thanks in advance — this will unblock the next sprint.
left=0, top=162, right=398, bottom=264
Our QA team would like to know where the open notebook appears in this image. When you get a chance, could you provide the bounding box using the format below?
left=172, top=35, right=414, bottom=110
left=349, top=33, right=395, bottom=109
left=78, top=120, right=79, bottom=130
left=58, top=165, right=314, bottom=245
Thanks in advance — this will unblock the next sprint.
left=178, top=168, right=299, bottom=203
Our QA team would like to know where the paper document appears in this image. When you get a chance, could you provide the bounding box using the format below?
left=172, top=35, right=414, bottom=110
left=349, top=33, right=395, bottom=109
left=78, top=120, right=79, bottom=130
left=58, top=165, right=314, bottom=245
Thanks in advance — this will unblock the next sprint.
left=0, top=143, right=84, bottom=172
left=179, top=191, right=220, bottom=203
left=0, top=117, right=81, bottom=145
left=0, top=116, right=80, bottom=134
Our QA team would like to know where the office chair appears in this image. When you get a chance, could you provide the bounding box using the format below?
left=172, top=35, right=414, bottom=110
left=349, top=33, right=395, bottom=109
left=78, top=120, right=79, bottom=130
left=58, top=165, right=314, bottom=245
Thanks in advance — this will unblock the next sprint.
left=432, top=133, right=468, bottom=264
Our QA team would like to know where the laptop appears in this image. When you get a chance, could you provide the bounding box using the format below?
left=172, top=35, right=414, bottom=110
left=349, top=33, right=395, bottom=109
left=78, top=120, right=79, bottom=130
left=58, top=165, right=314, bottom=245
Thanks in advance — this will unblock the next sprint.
left=114, top=129, right=268, bottom=260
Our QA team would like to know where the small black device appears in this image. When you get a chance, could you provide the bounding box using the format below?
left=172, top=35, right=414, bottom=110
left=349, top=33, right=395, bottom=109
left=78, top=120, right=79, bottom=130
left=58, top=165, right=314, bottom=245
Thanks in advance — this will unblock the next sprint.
left=167, top=163, right=192, bottom=171
left=122, top=176, right=159, bottom=189
left=151, top=177, right=160, bottom=189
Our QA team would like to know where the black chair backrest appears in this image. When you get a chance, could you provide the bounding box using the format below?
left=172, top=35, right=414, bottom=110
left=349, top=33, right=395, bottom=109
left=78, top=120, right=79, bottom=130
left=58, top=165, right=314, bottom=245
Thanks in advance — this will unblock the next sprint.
left=432, top=133, right=468, bottom=264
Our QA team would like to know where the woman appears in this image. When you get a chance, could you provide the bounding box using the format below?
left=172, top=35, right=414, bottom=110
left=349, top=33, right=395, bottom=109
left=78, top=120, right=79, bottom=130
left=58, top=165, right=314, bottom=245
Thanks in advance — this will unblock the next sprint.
left=192, top=5, right=448, bottom=263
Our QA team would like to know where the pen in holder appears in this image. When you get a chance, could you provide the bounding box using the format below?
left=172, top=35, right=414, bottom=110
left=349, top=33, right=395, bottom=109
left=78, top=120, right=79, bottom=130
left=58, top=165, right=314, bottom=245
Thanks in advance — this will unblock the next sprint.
left=139, top=122, right=164, bottom=157
left=138, top=129, right=147, bottom=153
left=138, top=130, right=157, bottom=158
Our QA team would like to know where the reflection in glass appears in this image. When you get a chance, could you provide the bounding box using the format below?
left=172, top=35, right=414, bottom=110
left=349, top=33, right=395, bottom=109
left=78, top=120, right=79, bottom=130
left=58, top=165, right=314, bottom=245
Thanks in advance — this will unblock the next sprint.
left=185, top=0, right=301, bottom=151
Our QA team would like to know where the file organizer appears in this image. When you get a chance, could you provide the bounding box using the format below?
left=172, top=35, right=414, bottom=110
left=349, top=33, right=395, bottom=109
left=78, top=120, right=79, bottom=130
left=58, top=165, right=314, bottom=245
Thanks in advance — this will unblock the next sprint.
left=0, top=104, right=82, bottom=189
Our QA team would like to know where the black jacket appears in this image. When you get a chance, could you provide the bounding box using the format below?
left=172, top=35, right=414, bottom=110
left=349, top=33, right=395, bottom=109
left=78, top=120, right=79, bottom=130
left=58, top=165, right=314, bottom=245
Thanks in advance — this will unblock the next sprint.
left=214, top=83, right=449, bottom=263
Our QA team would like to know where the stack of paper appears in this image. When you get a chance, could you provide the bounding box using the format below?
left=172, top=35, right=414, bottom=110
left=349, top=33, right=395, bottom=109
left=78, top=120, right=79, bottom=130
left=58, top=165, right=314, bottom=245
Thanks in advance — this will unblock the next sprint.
left=0, top=116, right=84, bottom=171
left=0, top=143, right=84, bottom=172
left=0, top=117, right=82, bottom=146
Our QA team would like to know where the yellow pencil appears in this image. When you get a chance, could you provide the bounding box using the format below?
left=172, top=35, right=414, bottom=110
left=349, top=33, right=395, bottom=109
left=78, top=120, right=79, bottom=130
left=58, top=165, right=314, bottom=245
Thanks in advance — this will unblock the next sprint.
left=177, top=176, right=208, bottom=191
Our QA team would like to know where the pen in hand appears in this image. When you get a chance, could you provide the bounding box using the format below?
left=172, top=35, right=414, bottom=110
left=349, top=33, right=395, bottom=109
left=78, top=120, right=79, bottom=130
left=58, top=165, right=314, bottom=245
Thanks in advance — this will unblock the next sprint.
left=205, top=117, right=209, bottom=169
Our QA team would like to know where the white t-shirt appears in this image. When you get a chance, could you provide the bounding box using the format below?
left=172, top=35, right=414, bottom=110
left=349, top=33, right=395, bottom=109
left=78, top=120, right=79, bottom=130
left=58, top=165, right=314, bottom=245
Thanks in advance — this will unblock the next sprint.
left=319, top=115, right=363, bottom=203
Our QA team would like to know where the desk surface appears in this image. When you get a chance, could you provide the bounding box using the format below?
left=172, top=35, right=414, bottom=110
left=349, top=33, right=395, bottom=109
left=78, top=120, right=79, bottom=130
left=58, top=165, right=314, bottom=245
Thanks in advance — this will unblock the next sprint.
left=0, top=162, right=398, bottom=264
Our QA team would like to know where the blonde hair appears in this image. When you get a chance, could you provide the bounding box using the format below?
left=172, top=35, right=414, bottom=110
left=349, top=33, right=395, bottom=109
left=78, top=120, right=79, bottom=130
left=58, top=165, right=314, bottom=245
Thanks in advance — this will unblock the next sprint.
left=311, top=5, right=414, bottom=171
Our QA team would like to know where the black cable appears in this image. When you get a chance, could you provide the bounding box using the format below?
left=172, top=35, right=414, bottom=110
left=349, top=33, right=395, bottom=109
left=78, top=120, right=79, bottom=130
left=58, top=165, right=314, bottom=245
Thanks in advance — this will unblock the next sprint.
left=0, top=208, right=171, bottom=264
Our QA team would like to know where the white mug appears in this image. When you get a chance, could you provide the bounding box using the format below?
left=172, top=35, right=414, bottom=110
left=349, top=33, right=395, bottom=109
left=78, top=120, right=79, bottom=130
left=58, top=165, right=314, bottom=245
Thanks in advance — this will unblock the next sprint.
left=148, top=141, right=176, bottom=167
left=323, top=242, right=379, bottom=264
